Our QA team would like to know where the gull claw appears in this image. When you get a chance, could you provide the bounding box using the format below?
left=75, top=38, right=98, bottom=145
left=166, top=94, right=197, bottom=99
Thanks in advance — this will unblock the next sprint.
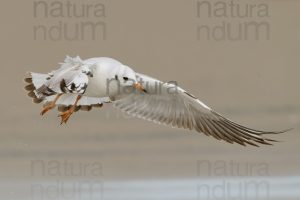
left=40, top=94, right=63, bottom=116
left=40, top=104, right=55, bottom=116
left=59, top=108, right=74, bottom=124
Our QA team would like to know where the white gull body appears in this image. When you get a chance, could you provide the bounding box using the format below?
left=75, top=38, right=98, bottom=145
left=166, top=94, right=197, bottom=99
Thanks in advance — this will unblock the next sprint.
left=24, top=56, right=288, bottom=146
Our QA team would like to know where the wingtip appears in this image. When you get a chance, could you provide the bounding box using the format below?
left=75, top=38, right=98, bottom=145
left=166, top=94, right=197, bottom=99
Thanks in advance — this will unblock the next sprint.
left=263, top=128, right=293, bottom=135
left=280, top=128, right=294, bottom=133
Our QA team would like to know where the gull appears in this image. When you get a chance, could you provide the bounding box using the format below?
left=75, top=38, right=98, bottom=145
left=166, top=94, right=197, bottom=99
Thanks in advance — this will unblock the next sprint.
left=24, top=56, right=289, bottom=146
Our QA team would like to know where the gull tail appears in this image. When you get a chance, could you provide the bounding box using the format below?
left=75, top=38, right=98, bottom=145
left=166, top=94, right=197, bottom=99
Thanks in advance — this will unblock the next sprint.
left=23, top=72, right=49, bottom=104
left=24, top=72, right=111, bottom=112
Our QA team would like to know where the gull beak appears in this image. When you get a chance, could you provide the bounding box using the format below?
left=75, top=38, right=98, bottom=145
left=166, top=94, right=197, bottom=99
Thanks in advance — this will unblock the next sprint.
left=134, top=83, right=147, bottom=93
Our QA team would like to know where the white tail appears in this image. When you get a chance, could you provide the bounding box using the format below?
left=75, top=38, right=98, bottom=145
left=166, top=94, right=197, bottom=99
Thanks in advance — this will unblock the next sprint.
left=24, top=72, right=49, bottom=103
left=30, top=72, right=49, bottom=89
left=24, top=71, right=111, bottom=111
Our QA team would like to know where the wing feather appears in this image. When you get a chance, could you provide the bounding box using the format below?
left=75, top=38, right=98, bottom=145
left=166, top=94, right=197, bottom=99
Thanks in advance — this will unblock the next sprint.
left=114, top=73, right=287, bottom=146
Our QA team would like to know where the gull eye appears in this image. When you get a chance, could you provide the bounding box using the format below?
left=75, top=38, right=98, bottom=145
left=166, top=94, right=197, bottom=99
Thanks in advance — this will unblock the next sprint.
left=123, top=77, right=129, bottom=81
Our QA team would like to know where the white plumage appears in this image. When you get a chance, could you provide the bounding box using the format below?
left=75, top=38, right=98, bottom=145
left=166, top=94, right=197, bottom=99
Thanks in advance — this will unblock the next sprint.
left=24, top=56, right=288, bottom=146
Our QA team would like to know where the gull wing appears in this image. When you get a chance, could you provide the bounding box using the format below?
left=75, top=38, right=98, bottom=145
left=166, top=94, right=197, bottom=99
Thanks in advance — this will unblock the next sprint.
left=114, top=73, right=287, bottom=146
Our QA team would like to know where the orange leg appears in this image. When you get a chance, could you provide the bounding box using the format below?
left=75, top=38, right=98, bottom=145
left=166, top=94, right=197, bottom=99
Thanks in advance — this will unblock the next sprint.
left=59, top=95, right=82, bottom=124
left=40, top=94, right=63, bottom=116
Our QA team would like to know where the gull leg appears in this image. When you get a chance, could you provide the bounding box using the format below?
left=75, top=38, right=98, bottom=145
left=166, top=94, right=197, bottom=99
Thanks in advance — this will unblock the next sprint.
left=40, top=94, right=63, bottom=116
left=59, top=95, right=82, bottom=124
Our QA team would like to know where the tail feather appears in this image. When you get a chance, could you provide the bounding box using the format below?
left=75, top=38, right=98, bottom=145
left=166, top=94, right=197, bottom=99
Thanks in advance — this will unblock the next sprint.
left=24, top=72, right=111, bottom=111
left=24, top=72, right=49, bottom=104
left=30, top=72, right=49, bottom=89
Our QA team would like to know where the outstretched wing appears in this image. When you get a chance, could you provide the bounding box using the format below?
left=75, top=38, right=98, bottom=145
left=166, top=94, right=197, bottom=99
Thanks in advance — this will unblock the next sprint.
left=114, top=73, right=286, bottom=146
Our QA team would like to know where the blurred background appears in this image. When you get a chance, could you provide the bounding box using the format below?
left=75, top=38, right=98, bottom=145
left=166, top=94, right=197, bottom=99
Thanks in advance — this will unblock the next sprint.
left=0, top=0, right=299, bottom=199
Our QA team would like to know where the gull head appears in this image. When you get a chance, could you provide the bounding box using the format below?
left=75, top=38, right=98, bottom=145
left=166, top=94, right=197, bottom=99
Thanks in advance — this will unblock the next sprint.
left=117, top=65, right=147, bottom=93
left=105, top=63, right=147, bottom=97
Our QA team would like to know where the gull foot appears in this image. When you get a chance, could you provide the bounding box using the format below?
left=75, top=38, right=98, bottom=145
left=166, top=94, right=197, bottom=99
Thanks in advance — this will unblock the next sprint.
left=40, top=104, right=55, bottom=116
left=59, top=108, right=74, bottom=124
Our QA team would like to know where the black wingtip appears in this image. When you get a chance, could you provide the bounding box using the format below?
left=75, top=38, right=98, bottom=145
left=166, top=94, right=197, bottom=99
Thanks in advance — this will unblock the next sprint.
left=263, top=128, right=293, bottom=135
left=280, top=128, right=294, bottom=133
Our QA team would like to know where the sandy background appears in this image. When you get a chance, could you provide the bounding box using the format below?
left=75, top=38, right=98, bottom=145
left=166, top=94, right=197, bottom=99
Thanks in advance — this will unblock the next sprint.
left=0, top=0, right=299, bottom=199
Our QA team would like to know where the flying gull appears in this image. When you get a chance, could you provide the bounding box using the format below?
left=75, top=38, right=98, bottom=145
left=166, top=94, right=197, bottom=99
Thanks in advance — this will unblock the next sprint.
left=24, top=56, right=289, bottom=146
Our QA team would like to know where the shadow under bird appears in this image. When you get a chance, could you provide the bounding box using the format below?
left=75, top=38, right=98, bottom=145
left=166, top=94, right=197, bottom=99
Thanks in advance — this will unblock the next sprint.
left=24, top=56, right=290, bottom=147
